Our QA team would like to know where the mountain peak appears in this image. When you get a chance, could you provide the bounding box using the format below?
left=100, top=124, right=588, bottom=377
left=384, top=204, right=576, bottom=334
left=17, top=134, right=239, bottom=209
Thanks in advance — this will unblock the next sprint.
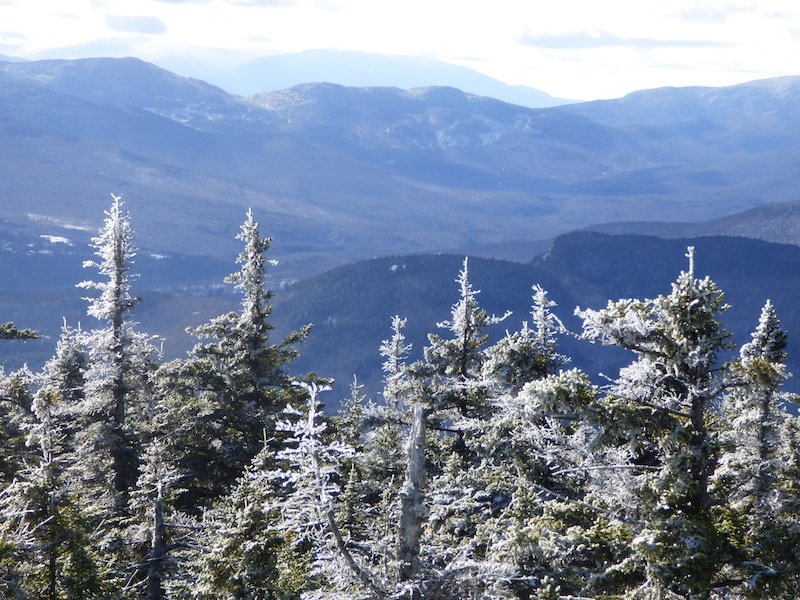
left=208, top=49, right=575, bottom=108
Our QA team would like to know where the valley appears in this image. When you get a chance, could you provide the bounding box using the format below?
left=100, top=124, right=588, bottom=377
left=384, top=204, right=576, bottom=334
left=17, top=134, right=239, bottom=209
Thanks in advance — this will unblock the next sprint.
left=1, top=56, right=800, bottom=405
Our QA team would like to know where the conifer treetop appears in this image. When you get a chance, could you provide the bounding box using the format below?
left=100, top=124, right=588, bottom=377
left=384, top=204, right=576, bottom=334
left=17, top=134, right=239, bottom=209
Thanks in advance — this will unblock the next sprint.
left=77, top=194, right=140, bottom=323
left=225, top=208, right=276, bottom=323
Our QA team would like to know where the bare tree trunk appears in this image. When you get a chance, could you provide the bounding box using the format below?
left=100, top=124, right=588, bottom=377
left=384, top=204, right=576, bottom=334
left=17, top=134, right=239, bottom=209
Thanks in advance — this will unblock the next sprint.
left=397, top=402, right=427, bottom=582
left=146, top=481, right=166, bottom=600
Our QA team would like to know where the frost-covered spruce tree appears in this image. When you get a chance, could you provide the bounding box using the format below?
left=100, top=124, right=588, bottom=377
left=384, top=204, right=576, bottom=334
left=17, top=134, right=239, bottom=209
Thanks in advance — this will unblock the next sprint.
left=718, top=301, right=788, bottom=511
left=30, top=325, right=110, bottom=599
left=0, top=324, right=40, bottom=486
left=333, top=318, right=412, bottom=585
left=577, top=247, right=734, bottom=598
left=388, top=260, right=528, bottom=598
left=0, top=326, right=118, bottom=600
left=483, top=284, right=569, bottom=393
left=125, top=439, right=200, bottom=600
left=0, top=367, right=51, bottom=599
left=157, top=209, right=311, bottom=511
left=405, top=259, right=509, bottom=572
left=191, top=438, right=311, bottom=600
left=418, top=257, right=510, bottom=417
left=268, top=382, right=375, bottom=595
left=76, top=195, right=159, bottom=518
left=203, top=381, right=375, bottom=600
left=484, top=368, right=640, bottom=599
left=425, top=282, right=632, bottom=599
left=713, top=300, right=800, bottom=596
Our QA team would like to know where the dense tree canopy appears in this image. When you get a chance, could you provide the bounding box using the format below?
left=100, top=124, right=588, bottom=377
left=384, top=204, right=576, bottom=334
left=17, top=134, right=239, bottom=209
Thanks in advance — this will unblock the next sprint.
left=1, top=208, right=799, bottom=600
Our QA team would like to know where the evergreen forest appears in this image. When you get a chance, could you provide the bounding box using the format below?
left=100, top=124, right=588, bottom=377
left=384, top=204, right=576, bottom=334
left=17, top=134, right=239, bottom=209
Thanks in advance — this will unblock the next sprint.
left=2, top=198, right=799, bottom=600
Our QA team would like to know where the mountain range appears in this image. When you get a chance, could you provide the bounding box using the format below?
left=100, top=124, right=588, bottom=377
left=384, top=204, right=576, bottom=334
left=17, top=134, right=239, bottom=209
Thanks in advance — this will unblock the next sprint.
left=2, top=56, right=800, bottom=277
left=2, top=55, right=800, bottom=403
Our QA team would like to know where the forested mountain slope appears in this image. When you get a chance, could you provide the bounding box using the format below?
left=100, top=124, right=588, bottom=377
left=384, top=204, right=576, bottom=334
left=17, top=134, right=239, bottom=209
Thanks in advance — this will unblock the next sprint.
left=272, top=232, right=800, bottom=405
left=1, top=228, right=797, bottom=411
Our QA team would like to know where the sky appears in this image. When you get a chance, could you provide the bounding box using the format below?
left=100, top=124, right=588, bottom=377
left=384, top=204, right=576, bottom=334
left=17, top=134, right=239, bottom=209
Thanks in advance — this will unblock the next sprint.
left=0, top=0, right=798, bottom=100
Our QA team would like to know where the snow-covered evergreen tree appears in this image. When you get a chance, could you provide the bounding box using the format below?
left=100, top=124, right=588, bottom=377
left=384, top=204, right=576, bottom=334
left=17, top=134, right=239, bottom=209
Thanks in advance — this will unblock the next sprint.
left=713, top=301, right=800, bottom=597
left=191, top=440, right=312, bottom=600
left=576, top=247, right=735, bottom=598
left=269, top=382, right=377, bottom=596
left=0, top=324, right=40, bottom=487
left=418, top=258, right=510, bottom=416
left=125, top=439, right=199, bottom=600
left=0, top=329, right=112, bottom=600
left=157, top=209, right=311, bottom=511
left=334, top=320, right=411, bottom=587
left=483, top=285, right=569, bottom=393
left=76, top=195, right=159, bottom=517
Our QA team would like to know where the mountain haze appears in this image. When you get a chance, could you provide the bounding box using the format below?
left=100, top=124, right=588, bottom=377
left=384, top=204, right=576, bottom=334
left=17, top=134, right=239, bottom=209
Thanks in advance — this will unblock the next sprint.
left=206, top=49, right=576, bottom=108
left=579, top=200, right=800, bottom=247
left=563, top=76, right=800, bottom=125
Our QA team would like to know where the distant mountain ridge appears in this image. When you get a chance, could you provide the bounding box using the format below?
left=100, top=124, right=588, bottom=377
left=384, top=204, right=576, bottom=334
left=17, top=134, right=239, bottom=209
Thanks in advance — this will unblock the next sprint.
left=205, top=49, right=576, bottom=108
left=563, top=76, right=800, bottom=125
left=1, top=56, right=800, bottom=411
left=577, top=201, right=800, bottom=247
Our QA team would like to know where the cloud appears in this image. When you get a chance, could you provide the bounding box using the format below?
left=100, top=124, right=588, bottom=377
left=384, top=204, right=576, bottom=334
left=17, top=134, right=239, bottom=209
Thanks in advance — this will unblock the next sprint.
left=235, top=0, right=299, bottom=4
left=675, top=4, right=756, bottom=24
left=152, top=0, right=300, bottom=4
left=0, top=30, right=26, bottom=41
left=104, top=15, right=168, bottom=35
left=675, top=7, right=730, bottom=24
left=518, top=30, right=730, bottom=50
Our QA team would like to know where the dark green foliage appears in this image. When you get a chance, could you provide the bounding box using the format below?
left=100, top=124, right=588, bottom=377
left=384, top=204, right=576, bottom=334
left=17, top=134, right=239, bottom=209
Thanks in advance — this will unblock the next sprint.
left=0, top=322, right=39, bottom=341
left=156, top=211, right=311, bottom=511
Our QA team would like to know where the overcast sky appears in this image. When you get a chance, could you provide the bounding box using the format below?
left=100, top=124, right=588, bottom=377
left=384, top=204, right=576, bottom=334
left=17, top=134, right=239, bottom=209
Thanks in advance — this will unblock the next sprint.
left=1, top=0, right=798, bottom=100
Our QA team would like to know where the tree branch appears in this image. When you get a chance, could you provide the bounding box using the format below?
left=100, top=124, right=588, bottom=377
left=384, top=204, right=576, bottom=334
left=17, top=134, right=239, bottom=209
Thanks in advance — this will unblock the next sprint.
left=325, top=509, right=387, bottom=598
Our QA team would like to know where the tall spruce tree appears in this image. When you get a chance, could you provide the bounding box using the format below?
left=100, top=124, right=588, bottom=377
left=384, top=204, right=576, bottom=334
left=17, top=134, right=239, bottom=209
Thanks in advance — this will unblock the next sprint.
left=157, top=209, right=311, bottom=511
left=76, top=195, right=158, bottom=518
left=334, top=318, right=411, bottom=587
left=0, top=326, right=114, bottom=600
left=577, top=247, right=736, bottom=598
left=713, top=301, right=800, bottom=597
left=0, top=324, right=40, bottom=486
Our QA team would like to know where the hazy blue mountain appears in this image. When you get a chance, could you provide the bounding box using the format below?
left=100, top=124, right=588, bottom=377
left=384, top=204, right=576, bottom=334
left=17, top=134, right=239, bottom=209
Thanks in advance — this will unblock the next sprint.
left=563, top=76, right=800, bottom=125
left=576, top=200, right=800, bottom=247
left=247, top=82, right=638, bottom=187
left=0, top=54, right=27, bottom=62
left=208, top=49, right=576, bottom=108
left=0, top=57, right=269, bottom=133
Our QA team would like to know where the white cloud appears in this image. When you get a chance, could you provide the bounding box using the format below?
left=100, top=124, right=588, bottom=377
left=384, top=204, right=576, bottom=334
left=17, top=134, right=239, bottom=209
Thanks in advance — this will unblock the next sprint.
left=517, top=30, right=730, bottom=50
left=151, top=0, right=300, bottom=4
left=104, top=15, right=168, bottom=34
